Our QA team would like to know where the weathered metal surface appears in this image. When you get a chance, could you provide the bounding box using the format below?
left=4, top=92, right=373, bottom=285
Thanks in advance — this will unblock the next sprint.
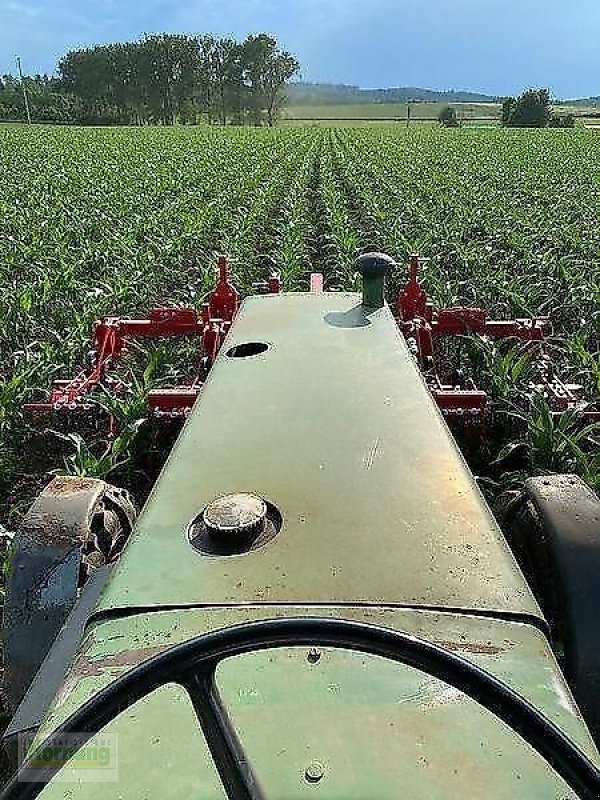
left=4, top=566, right=113, bottom=760
left=189, top=494, right=281, bottom=557
left=31, top=607, right=599, bottom=799
left=3, top=477, right=136, bottom=713
left=217, top=648, right=576, bottom=799
left=3, top=477, right=106, bottom=713
left=37, top=684, right=226, bottom=799
left=10, top=285, right=598, bottom=797
left=95, top=292, right=541, bottom=619
left=202, top=493, right=267, bottom=538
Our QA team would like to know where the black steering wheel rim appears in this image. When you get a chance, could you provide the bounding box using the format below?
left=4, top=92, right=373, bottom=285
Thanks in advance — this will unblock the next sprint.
left=3, top=616, right=600, bottom=800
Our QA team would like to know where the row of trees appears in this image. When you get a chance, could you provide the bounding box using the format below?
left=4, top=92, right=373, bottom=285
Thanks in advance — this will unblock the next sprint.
left=0, top=74, right=79, bottom=124
left=0, top=33, right=300, bottom=126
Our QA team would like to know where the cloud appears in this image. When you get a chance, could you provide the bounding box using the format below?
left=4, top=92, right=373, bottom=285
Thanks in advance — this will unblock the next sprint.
left=3, top=0, right=39, bottom=17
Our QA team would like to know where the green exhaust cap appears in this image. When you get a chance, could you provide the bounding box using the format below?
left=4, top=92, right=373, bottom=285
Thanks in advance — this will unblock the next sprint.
left=356, top=252, right=396, bottom=309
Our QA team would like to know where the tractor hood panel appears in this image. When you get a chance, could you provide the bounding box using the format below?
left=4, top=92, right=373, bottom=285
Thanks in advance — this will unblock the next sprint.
left=96, top=293, right=540, bottom=619
left=34, top=607, right=597, bottom=800
left=35, top=683, right=227, bottom=799
left=216, top=647, right=576, bottom=800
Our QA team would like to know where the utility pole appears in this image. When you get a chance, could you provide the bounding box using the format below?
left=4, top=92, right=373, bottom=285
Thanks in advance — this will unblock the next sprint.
left=15, top=56, right=32, bottom=124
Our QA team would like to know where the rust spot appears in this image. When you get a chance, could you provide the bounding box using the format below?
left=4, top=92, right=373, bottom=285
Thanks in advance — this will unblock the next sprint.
left=57, top=644, right=168, bottom=706
left=73, top=644, right=167, bottom=681
left=20, top=477, right=106, bottom=547
left=25, top=511, right=81, bottom=547
left=438, top=640, right=506, bottom=656
left=45, top=477, right=101, bottom=497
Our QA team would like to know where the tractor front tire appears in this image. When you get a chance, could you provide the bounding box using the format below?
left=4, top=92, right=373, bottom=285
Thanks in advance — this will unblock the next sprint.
left=3, top=477, right=136, bottom=715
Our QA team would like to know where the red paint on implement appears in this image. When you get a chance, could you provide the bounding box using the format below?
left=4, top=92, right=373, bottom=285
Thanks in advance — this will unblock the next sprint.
left=24, top=257, right=238, bottom=422
left=24, top=254, right=596, bottom=429
left=310, top=273, right=324, bottom=294
left=396, top=254, right=592, bottom=423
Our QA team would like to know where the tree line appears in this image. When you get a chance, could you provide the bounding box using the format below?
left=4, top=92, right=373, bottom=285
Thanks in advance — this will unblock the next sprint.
left=0, top=33, right=300, bottom=126
left=438, top=88, right=576, bottom=128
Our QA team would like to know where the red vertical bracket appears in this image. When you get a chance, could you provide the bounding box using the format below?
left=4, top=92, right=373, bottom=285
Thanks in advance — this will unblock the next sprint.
left=397, top=255, right=429, bottom=321
left=209, top=256, right=240, bottom=322
left=268, top=273, right=282, bottom=294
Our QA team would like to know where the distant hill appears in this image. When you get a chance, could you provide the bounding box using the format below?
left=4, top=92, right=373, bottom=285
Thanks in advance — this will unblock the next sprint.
left=287, top=82, right=502, bottom=106
left=287, top=82, right=600, bottom=107
left=562, top=96, right=600, bottom=106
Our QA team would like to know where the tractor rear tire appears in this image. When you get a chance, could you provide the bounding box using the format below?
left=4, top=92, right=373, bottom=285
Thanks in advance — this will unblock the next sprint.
left=498, top=474, right=600, bottom=739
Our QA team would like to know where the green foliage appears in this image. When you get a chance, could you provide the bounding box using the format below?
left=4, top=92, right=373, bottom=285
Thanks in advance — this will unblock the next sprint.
left=503, top=88, right=552, bottom=128
left=438, top=106, right=459, bottom=127
left=504, top=397, right=600, bottom=490
left=241, top=34, right=300, bottom=126
left=501, top=97, right=516, bottom=126
left=53, top=430, right=136, bottom=479
left=0, top=74, right=82, bottom=123
left=549, top=114, right=576, bottom=129
left=466, top=340, right=531, bottom=401
left=0, top=32, right=300, bottom=126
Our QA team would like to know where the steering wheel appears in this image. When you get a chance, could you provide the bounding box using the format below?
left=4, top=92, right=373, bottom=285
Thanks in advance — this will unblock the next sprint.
left=3, top=617, right=600, bottom=800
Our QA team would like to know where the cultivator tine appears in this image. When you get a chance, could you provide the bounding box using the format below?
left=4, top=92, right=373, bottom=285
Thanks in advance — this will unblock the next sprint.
left=209, top=255, right=240, bottom=320
left=24, top=256, right=243, bottom=426
left=252, top=271, right=282, bottom=295
left=268, top=272, right=282, bottom=293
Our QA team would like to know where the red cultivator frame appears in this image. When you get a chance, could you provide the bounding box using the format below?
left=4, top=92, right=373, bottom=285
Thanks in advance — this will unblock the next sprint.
left=25, top=254, right=596, bottom=426
left=396, top=255, right=595, bottom=421
left=26, top=257, right=255, bottom=420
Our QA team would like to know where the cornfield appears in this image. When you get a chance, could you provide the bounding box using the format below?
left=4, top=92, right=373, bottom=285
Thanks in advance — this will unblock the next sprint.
left=1, top=124, right=598, bottom=525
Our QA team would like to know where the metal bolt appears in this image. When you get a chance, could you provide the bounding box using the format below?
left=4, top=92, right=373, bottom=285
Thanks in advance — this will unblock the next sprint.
left=307, top=648, right=321, bottom=664
left=305, top=762, right=325, bottom=784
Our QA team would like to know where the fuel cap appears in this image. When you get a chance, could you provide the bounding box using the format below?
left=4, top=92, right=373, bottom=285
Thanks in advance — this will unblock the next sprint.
left=203, top=493, right=267, bottom=541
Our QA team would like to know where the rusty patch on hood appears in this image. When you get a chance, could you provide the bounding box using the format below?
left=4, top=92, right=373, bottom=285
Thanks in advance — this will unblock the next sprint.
left=438, top=639, right=508, bottom=656
left=78, top=644, right=167, bottom=678
left=56, top=643, right=168, bottom=707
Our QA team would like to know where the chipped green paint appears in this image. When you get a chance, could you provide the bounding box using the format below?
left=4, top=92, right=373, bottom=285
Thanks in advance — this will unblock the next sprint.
left=36, top=607, right=597, bottom=798
left=218, top=647, right=574, bottom=799
left=38, top=684, right=226, bottom=799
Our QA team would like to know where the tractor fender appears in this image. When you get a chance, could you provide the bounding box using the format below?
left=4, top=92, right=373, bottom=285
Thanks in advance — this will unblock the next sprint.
left=3, top=476, right=136, bottom=715
left=500, top=474, right=600, bottom=738
left=3, top=565, right=113, bottom=766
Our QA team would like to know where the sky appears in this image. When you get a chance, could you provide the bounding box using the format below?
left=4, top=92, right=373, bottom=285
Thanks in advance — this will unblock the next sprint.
left=1, top=0, right=599, bottom=98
